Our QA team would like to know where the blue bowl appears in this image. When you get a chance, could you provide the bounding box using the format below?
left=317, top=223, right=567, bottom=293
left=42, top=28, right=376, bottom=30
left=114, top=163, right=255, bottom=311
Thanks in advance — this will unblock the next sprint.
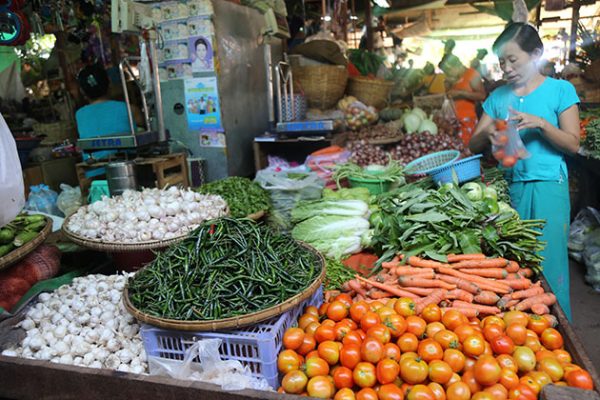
left=430, top=154, right=483, bottom=185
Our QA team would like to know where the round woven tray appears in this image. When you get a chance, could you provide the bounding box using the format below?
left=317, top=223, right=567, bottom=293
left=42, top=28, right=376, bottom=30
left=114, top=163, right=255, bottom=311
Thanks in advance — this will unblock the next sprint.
left=0, top=216, right=52, bottom=271
left=367, top=135, right=403, bottom=145
left=122, top=243, right=325, bottom=331
left=61, top=214, right=191, bottom=252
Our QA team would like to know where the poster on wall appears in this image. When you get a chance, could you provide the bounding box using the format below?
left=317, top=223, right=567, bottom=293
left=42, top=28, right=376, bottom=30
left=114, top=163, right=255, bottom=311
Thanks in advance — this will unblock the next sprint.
left=189, top=35, right=214, bottom=73
left=184, top=77, right=222, bottom=130
left=199, top=129, right=226, bottom=147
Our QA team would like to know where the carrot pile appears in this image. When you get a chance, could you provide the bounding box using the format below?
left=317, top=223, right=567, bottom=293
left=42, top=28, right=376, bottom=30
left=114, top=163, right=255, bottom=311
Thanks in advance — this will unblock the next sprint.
left=341, top=253, right=557, bottom=318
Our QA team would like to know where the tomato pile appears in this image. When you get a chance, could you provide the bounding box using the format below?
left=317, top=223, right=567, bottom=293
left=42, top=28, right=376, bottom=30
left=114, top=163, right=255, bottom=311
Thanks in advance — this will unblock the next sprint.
left=277, top=294, right=594, bottom=399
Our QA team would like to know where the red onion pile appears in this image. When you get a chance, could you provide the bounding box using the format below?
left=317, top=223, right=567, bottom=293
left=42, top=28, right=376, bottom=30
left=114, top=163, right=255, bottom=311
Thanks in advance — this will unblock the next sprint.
left=347, top=140, right=389, bottom=166
left=388, top=132, right=467, bottom=165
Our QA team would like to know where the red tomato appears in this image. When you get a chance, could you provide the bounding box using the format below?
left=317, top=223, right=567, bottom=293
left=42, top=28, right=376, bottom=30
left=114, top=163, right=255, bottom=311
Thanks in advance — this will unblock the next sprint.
left=394, top=297, right=416, bottom=317
left=334, top=388, right=356, bottom=400
left=527, top=315, right=550, bottom=336
left=540, top=328, right=564, bottom=350
left=425, top=322, right=446, bottom=340
left=283, top=327, right=306, bottom=350
left=378, top=383, right=406, bottom=400
left=335, top=293, right=353, bottom=308
left=400, top=357, right=428, bottom=384
left=428, top=360, right=453, bottom=385
left=483, top=324, right=504, bottom=341
left=422, top=304, right=442, bottom=323
left=495, top=120, right=508, bottom=131
left=304, top=305, right=319, bottom=318
left=367, top=324, right=392, bottom=344
left=434, top=330, right=460, bottom=350
left=356, top=387, right=378, bottom=400
left=384, top=314, right=408, bottom=338
left=298, top=313, right=319, bottom=330
left=314, top=324, right=336, bottom=343
left=406, top=384, right=435, bottom=400
left=442, top=310, right=469, bottom=331
left=334, top=321, right=353, bottom=342
left=340, top=344, right=361, bottom=370
left=296, top=335, right=317, bottom=356
left=507, top=383, right=537, bottom=400
left=376, top=358, right=401, bottom=384
left=493, top=149, right=506, bottom=161
left=461, top=370, right=482, bottom=394
left=303, top=357, right=330, bottom=378
left=327, top=300, right=349, bottom=322
left=278, top=349, right=302, bottom=373
left=353, top=362, right=377, bottom=388
left=471, top=393, right=495, bottom=400
left=496, top=355, right=517, bottom=373
left=343, top=330, right=364, bottom=347
left=443, top=349, right=466, bottom=373
left=445, top=382, right=471, bottom=400
left=499, top=368, right=520, bottom=390
left=427, top=382, right=446, bottom=400
left=306, top=376, right=335, bottom=399
left=406, top=316, right=427, bottom=338
left=397, top=332, right=419, bottom=353
left=473, top=355, right=502, bottom=386
left=350, top=301, right=370, bottom=323
left=361, top=337, right=384, bottom=364
left=565, top=368, right=595, bottom=390
left=317, top=340, right=340, bottom=365
left=361, top=311, right=382, bottom=332
left=332, top=366, right=354, bottom=389
left=462, top=335, right=485, bottom=358
left=417, top=338, right=444, bottom=363
left=454, top=324, right=479, bottom=343
left=505, top=323, right=527, bottom=346
left=484, top=383, right=508, bottom=400
left=490, top=335, right=515, bottom=355
left=501, top=155, right=517, bottom=168
left=537, top=357, right=564, bottom=382
left=512, top=346, right=536, bottom=373
left=282, top=370, right=308, bottom=394
left=383, top=343, right=402, bottom=362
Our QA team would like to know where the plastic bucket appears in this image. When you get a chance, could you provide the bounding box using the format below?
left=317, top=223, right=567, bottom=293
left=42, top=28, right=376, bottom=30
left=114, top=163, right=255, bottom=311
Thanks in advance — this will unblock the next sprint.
left=347, top=176, right=391, bottom=195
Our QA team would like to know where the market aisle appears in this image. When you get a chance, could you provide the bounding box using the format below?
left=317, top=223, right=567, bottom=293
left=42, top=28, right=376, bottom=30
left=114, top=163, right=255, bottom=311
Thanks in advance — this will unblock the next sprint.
left=570, top=259, right=600, bottom=368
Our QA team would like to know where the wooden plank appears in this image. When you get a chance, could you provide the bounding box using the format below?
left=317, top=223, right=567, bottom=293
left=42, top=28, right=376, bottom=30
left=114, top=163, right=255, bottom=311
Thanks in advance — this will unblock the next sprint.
left=0, top=356, right=291, bottom=400
left=541, top=384, right=600, bottom=400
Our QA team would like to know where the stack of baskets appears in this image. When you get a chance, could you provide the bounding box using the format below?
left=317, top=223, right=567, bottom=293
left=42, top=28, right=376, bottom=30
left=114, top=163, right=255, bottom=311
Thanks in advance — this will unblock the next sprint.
left=404, top=150, right=483, bottom=185
left=347, top=76, right=394, bottom=110
left=293, top=65, right=348, bottom=110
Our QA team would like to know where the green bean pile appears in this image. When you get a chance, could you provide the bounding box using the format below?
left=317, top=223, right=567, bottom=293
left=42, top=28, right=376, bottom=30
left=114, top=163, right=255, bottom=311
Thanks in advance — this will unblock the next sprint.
left=127, top=217, right=322, bottom=321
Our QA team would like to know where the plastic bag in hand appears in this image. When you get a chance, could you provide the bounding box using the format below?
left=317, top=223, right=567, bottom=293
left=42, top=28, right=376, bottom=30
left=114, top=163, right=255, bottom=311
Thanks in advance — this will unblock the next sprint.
left=0, top=113, right=25, bottom=227
left=492, top=119, right=530, bottom=168
left=25, top=184, right=63, bottom=217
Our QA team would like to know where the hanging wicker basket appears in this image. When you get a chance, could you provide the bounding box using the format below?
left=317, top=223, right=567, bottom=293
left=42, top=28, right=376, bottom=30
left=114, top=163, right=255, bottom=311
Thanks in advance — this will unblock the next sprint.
left=293, top=65, right=348, bottom=110
left=347, top=76, right=394, bottom=110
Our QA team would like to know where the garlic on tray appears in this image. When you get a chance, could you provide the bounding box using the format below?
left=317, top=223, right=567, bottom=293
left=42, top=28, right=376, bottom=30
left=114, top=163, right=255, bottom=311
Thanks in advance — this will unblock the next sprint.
left=66, top=187, right=228, bottom=243
left=2, top=274, right=148, bottom=374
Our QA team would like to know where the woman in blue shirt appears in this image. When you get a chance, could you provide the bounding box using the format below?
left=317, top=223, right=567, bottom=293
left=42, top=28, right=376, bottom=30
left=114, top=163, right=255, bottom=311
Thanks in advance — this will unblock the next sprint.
left=470, top=23, right=580, bottom=319
left=75, top=64, right=144, bottom=175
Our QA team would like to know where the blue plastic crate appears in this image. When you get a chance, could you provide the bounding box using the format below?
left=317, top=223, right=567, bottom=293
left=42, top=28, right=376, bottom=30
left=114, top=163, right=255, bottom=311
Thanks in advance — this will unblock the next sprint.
left=404, top=150, right=460, bottom=176
left=141, top=286, right=324, bottom=388
left=430, top=154, right=483, bottom=185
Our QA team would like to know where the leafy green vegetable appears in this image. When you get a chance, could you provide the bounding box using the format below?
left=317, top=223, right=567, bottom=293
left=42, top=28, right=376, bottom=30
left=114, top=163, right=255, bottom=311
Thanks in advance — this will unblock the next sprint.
left=293, top=215, right=369, bottom=244
left=197, top=177, right=271, bottom=218
left=348, top=49, right=386, bottom=77
left=325, top=258, right=357, bottom=291
left=291, top=200, right=369, bottom=222
left=583, top=119, right=600, bottom=159
left=323, top=187, right=372, bottom=203
left=462, top=182, right=483, bottom=201
left=333, top=159, right=405, bottom=189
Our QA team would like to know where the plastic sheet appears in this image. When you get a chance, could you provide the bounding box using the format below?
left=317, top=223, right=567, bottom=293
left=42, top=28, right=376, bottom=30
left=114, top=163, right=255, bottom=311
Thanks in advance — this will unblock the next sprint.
left=56, top=184, right=82, bottom=217
left=24, top=184, right=62, bottom=217
left=147, top=338, right=270, bottom=391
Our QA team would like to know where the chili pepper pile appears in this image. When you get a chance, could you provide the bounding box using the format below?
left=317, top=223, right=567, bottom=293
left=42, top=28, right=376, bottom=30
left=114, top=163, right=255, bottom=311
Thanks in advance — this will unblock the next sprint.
left=127, top=218, right=322, bottom=321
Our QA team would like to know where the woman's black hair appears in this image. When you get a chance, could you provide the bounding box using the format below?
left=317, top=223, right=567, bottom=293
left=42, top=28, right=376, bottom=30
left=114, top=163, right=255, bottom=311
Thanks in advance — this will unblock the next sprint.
left=194, top=37, right=208, bottom=49
left=77, top=64, right=109, bottom=100
left=492, top=22, right=543, bottom=55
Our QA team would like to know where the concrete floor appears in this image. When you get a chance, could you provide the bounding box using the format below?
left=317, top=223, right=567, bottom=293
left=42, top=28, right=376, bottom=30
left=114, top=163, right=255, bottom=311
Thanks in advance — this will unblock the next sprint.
left=569, top=259, right=600, bottom=369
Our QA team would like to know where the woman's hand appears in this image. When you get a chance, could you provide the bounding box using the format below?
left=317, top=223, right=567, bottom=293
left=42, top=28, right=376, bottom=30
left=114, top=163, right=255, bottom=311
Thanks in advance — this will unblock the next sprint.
left=509, top=108, right=546, bottom=131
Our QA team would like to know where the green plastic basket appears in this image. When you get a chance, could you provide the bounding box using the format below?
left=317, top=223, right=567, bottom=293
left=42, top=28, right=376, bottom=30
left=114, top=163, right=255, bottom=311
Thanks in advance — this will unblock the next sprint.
left=347, top=176, right=391, bottom=195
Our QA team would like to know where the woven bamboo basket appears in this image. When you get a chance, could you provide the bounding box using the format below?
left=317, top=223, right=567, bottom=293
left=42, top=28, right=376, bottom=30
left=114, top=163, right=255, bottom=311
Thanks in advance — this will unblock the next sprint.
left=293, top=65, right=348, bottom=110
left=413, top=94, right=446, bottom=111
left=122, top=243, right=325, bottom=331
left=367, top=135, right=404, bottom=145
left=0, top=216, right=52, bottom=271
left=347, top=76, right=394, bottom=110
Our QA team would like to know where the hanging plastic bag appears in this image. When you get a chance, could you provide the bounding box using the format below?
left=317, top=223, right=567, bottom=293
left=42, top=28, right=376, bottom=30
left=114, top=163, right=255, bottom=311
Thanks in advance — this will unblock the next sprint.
left=25, top=184, right=63, bottom=217
left=255, top=169, right=324, bottom=231
left=583, top=227, right=600, bottom=292
left=147, top=339, right=270, bottom=391
left=305, top=146, right=351, bottom=189
left=0, top=113, right=25, bottom=227
left=491, top=120, right=530, bottom=168
left=56, top=184, right=82, bottom=217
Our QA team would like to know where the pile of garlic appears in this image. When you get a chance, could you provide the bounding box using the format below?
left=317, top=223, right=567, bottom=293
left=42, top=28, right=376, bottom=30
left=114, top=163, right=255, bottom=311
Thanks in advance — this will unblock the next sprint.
left=2, top=274, right=147, bottom=374
left=66, top=186, right=228, bottom=242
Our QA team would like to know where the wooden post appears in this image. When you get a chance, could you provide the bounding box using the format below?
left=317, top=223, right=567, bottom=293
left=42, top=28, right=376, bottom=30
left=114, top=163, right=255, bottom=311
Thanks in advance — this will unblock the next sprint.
left=535, top=3, right=542, bottom=29
left=569, top=0, right=580, bottom=62
left=341, top=0, right=348, bottom=43
left=365, top=0, right=373, bottom=51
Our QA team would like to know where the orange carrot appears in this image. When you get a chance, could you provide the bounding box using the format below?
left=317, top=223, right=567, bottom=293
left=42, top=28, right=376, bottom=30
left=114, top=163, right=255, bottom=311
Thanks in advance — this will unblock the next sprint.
left=437, top=274, right=481, bottom=294
left=450, top=258, right=509, bottom=269
left=381, top=262, right=398, bottom=270
left=401, top=287, right=437, bottom=296
left=347, top=279, right=367, bottom=297
left=355, top=275, right=420, bottom=299
left=497, top=294, right=512, bottom=309
left=397, top=276, right=456, bottom=290
left=458, top=268, right=508, bottom=279
left=531, top=303, right=550, bottom=315
left=474, top=291, right=500, bottom=305
left=446, top=253, right=486, bottom=263
left=368, top=290, right=393, bottom=299
left=502, top=279, right=532, bottom=290
left=510, top=282, right=543, bottom=300
left=441, top=307, right=479, bottom=318
left=438, top=267, right=511, bottom=294
left=407, top=256, right=448, bottom=269
left=408, top=270, right=436, bottom=280
left=395, top=266, right=435, bottom=276
left=446, top=289, right=474, bottom=303
left=520, top=268, right=535, bottom=278
left=514, top=293, right=556, bottom=312
left=504, top=299, right=520, bottom=309
left=506, top=261, right=520, bottom=273
left=452, top=300, right=501, bottom=315
left=506, top=272, right=524, bottom=280
left=415, top=289, right=446, bottom=314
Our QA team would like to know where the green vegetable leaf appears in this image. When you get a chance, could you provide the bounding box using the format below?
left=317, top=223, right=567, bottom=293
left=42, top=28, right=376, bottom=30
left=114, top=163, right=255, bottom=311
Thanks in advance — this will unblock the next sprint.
left=458, top=231, right=482, bottom=254
left=406, top=211, right=450, bottom=223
